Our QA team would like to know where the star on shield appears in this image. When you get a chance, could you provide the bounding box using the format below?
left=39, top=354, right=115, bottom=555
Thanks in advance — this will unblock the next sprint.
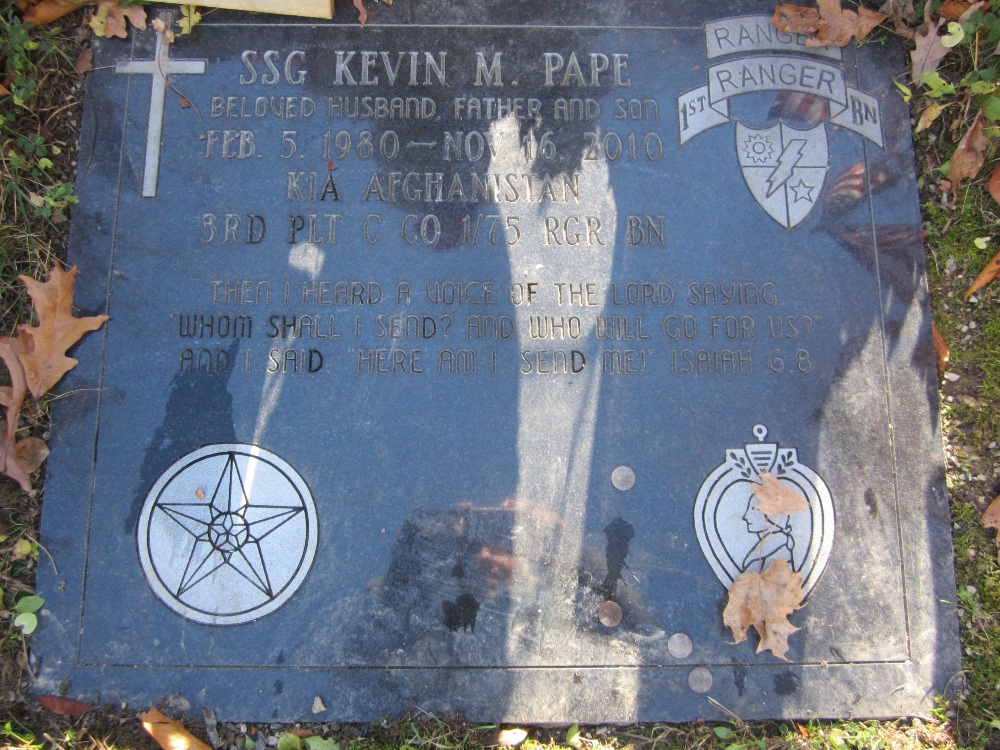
left=736, top=122, right=829, bottom=228
left=137, top=444, right=318, bottom=626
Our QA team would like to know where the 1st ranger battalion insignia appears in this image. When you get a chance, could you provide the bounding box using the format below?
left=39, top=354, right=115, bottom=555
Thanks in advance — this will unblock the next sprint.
left=677, top=16, right=883, bottom=228
left=693, top=424, right=835, bottom=597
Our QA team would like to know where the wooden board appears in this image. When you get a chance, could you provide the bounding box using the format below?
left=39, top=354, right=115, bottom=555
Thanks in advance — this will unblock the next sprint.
left=155, top=0, right=333, bottom=20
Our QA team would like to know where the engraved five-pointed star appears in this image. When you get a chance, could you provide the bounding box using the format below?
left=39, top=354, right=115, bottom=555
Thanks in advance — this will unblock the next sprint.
left=154, top=453, right=305, bottom=599
left=789, top=179, right=815, bottom=203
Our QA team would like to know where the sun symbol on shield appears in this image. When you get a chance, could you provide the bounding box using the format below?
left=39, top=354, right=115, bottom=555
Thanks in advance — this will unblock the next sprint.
left=742, top=133, right=775, bottom=165
left=693, top=424, right=834, bottom=597
left=137, top=444, right=318, bottom=625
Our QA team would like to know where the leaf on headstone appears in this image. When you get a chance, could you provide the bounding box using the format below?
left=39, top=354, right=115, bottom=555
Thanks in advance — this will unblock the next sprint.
left=16, top=265, right=109, bottom=400
left=353, top=0, right=367, bottom=26
left=949, top=108, right=989, bottom=189
left=723, top=559, right=805, bottom=660
left=178, top=6, right=201, bottom=36
left=911, top=1, right=951, bottom=81
left=965, top=248, right=1000, bottom=299
left=310, top=695, right=326, bottom=713
left=141, top=708, right=212, bottom=750
left=752, top=471, right=810, bottom=517
left=772, top=3, right=822, bottom=35
left=89, top=1, right=147, bottom=39
left=932, top=322, right=950, bottom=373
left=37, top=694, right=94, bottom=717
left=811, top=0, right=888, bottom=46
left=151, top=17, right=176, bottom=44
left=772, top=0, right=887, bottom=46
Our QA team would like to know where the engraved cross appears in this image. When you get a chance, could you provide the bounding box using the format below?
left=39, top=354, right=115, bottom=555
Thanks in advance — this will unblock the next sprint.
left=116, top=24, right=206, bottom=198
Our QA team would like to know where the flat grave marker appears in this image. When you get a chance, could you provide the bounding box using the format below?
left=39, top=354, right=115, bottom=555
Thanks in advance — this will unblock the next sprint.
left=32, top=0, right=961, bottom=723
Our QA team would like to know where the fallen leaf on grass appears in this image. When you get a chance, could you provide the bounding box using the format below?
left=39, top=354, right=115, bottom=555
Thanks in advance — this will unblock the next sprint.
left=17, top=266, right=109, bottom=399
left=37, top=694, right=94, bottom=716
left=932, top=322, right=950, bottom=373
left=496, top=729, right=528, bottom=747
left=949, top=108, right=989, bottom=189
left=883, top=0, right=917, bottom=21
left=0, top=337, right=46, bottom=492
left=989, top=163, right=1000, bottom=206
left=89, top=1, right=147, bottom=39
left=141, top=708, right=211, bottom=750
left=723, top=559, right=804, bottom=660
left=0, top=428, right=50, bottom=492
left=75, top=48, right=93, bottom=74
left=911, top=1, right=951, bottom=81
left=11, top=537, right=34, bottom=560
left=752, top=472, right=810, bottom=516
left=773, top=0, right=887, bottom=47
left=304, top=738, right=340, bottom=750
left=0, top=82, right=9, bottom=98
left=916, top=102, right=948, bottom=132
left=23, top=0, right=85, bottom=26
left=940, top=0, right=990, bottom=19
left=982, top=495, right=1000, bottom=561
left=965, top=248, right=1000, bottom=299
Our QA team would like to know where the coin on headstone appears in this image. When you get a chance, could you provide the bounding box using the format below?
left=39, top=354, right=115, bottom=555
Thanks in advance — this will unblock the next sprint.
left=597, top=600, right=623, bottom=627
left=611, top=466, right=636, bottom=491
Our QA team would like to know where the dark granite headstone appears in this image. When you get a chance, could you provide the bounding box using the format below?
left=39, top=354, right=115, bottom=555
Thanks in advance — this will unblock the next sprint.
left=32, top=0, right=961, bottom=723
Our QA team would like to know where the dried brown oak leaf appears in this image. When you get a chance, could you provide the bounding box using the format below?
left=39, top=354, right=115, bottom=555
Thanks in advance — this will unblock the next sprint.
left=990, top=163, right=1000, bottom=205
left=0, top=337, right=47, bottom=492
left=141, top=708, right=211, bottom=750
left=912, top=0, right=951, bottom=81
left=17, top=266, right=109, bottom=400
left=723, top=559, right=805, bottom=660
left=982, top=495, right=1000, bottom=562
left=36, top=694, right=94, bottom=717
left=932, top=322, right=951, bottom=373
left=752, top=471, right=810, bottom=516
left=24, top=0, right=86, bottom=26
left=89, top=0, right=147, bottom=39
left=966, top=248, right=1000, bottom=299
left=949, top=107, right=989, bottom=189
left=773, top=0, right=887, bottom=47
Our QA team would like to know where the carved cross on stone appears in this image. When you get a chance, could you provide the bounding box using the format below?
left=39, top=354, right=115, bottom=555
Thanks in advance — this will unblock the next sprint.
left=115, top=23, right=206, bottom=198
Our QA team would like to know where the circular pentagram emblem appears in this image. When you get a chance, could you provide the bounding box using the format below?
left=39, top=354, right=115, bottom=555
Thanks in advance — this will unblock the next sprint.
left=693, top=424, right=834, bottom=596
left=137, top=444, right=318, bottom=626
